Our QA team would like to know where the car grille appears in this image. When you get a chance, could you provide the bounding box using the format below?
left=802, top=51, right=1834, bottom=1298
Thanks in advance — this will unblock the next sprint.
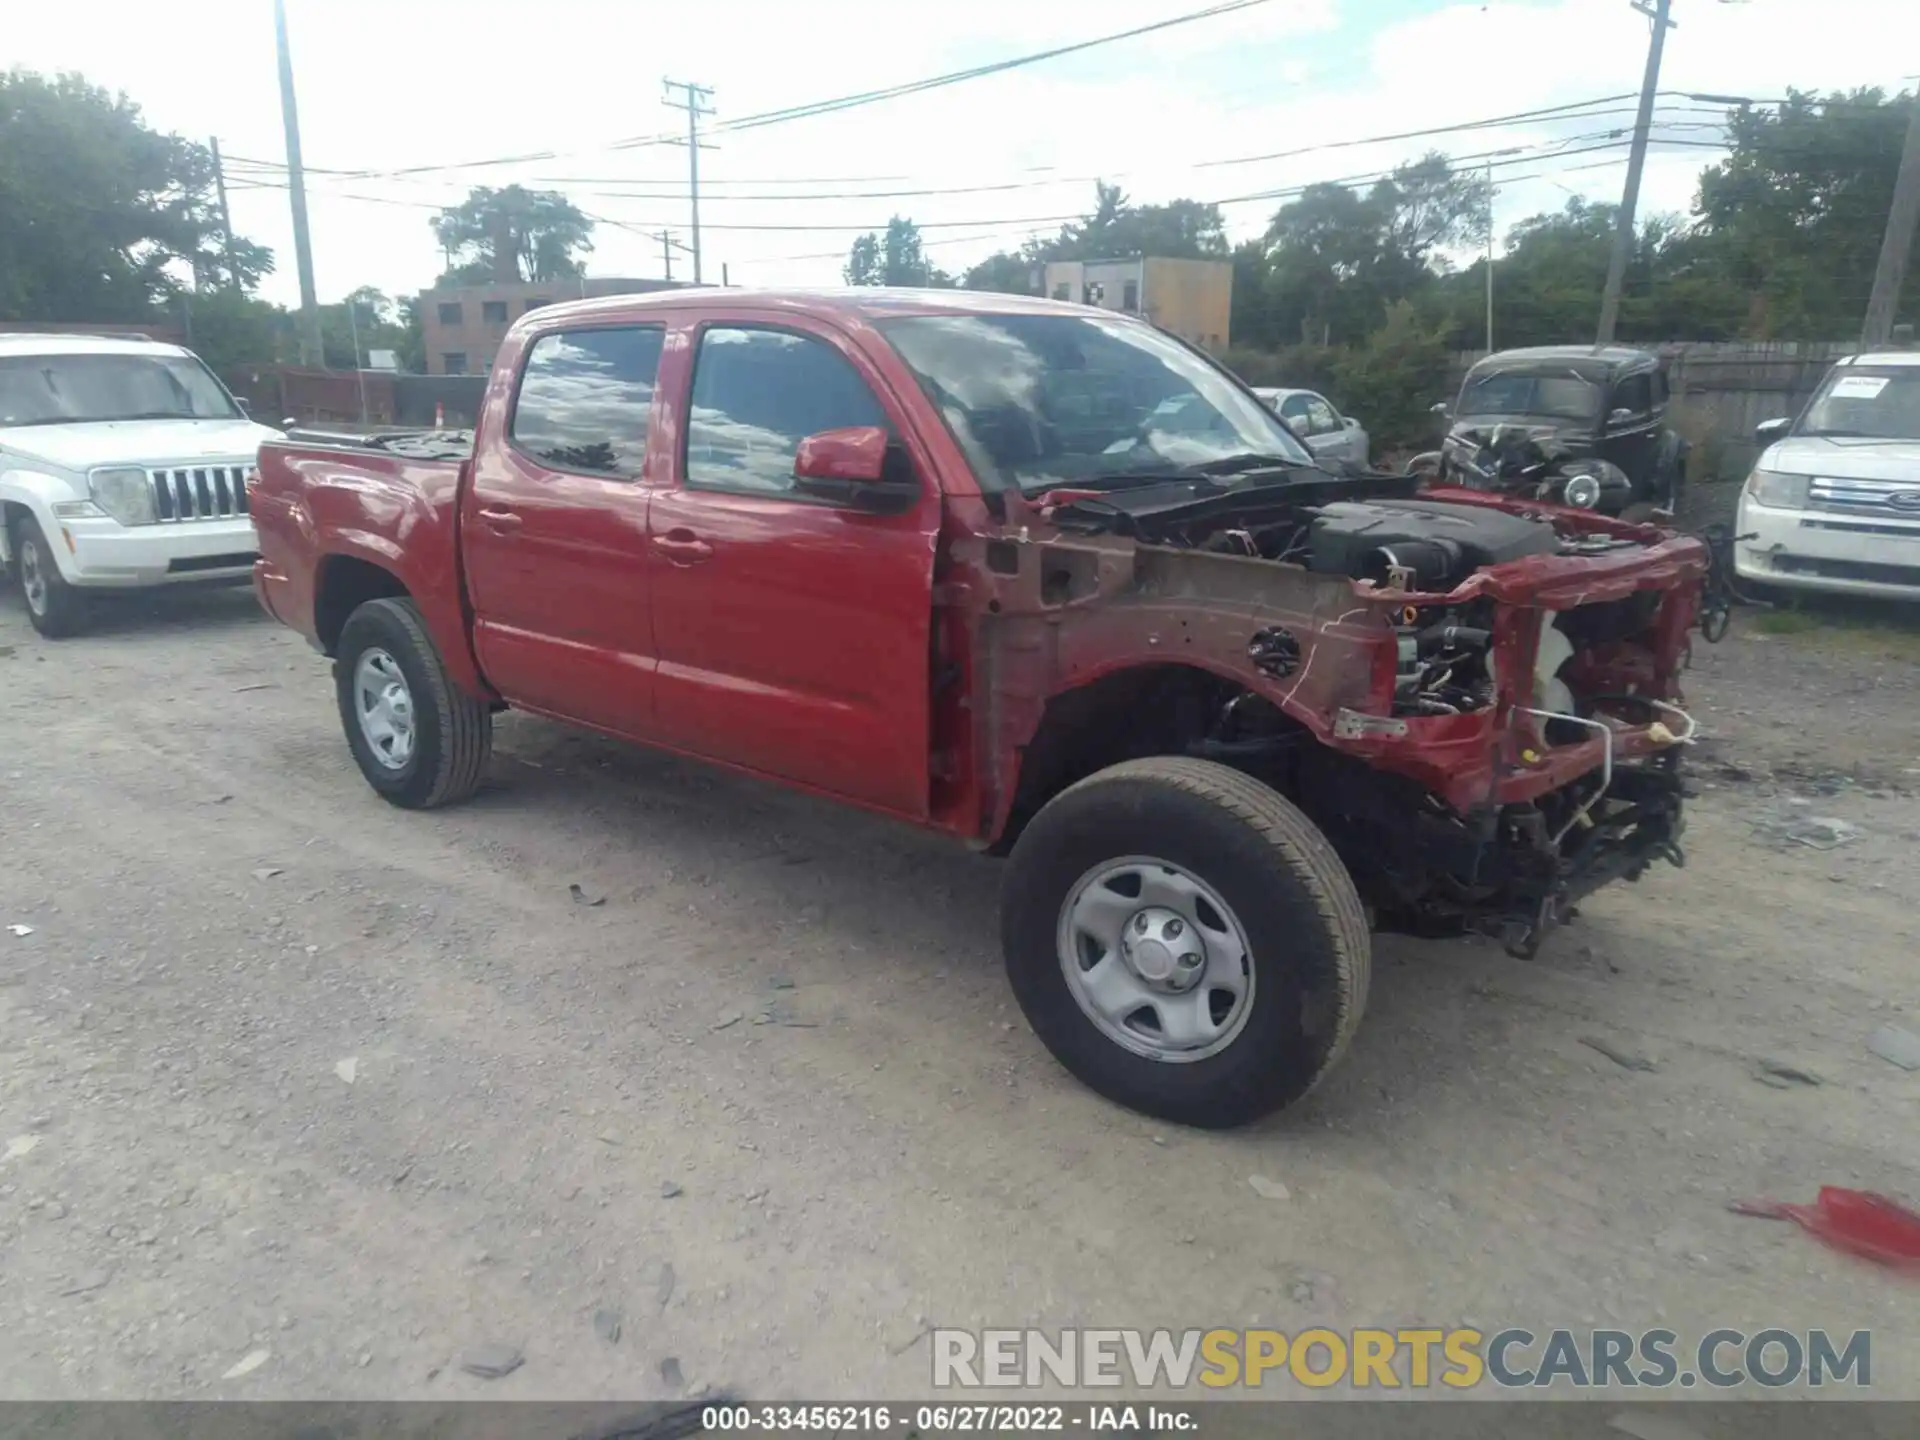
left=1808, top=476, right=1920, bottom=520
left=148, top=464, right=251, bottom=523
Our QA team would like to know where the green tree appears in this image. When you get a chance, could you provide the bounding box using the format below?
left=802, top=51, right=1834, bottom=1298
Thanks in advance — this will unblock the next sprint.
left=1692, top=88, right=1919, bottom=337
left=1049, top=181, right=1229, bottom=261
left=844, top=217, right=953, bottom=287
left=962, top=249, right=1043, bottom=294
left=431, top=185, right=594, bottom=284
left=1235, top=154, right=1491, bottom=349
left=0, top=69, right=274, bottom=322
left=1329, top=300, right=1454, bottom=451
left=318, top=286, right=412, bottom=370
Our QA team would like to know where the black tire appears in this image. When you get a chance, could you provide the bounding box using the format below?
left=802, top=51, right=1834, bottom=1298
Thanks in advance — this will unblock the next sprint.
left=334, top=596, right=492, bottom=809
left=1001, top=756, right=1371, bottom=1129
left=8, top=513, right=90, bottom=638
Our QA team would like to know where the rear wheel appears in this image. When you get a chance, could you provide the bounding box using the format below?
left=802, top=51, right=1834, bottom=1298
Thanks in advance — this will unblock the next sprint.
left=1001, top=757, right=1371, bottom=1129
left=335, top=597, right=492, bottom=809
left=8, top=513, right=90, bottom=638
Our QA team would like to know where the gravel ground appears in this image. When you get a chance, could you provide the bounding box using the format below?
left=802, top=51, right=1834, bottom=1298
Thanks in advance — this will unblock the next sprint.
left=2, top=580, right=1918, bottom=1403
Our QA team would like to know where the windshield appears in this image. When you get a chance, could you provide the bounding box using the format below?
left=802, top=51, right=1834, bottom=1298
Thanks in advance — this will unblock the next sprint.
left=1457, top=369, right=1602, bottom=422
left=875, top=313, right=1313, bottom=492
left=0, top=352, right=241, bottom=427
left=1796, top=366, right=1920, bottom=441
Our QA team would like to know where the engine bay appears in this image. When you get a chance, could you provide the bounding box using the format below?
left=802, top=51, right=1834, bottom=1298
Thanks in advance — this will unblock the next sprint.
left=1048, top=476, right=1664, bottom=724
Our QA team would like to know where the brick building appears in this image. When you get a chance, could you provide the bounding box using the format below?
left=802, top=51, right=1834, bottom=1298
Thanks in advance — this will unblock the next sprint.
left=1041, top=256, right=1234, bottom=351
left=418, top=277, right=687, bottom=376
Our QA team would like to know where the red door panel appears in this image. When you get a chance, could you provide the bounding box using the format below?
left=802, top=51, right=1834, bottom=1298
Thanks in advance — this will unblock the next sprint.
left=647, top=320, right=942, bottom=818
left=461, top=324, right=666, bottom=737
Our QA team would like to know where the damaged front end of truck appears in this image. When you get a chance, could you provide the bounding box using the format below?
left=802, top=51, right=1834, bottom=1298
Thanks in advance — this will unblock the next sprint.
left=958, top=469, right=1708, bottom=958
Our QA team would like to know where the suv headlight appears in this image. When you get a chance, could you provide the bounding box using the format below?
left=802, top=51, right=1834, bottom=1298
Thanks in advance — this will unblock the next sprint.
left=88, top=466, right=157, bottom=526
left=1743, top=468, right=1810, bottom=510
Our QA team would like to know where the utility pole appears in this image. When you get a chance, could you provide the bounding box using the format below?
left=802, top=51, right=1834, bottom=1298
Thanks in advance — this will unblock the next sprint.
left=346, top=296, right=369, bottom=428
left=273, top=0, right=324, bottom=365
left=1485, top=157, right=1496, bottom=354
left=662, top=79, right=714, bottom=284
left=1862, top=87, right=1920, bottom=347
left=210, top=137, right=240, bottom=290
left=654, top=230, right=694, bottom=284
left=1596, top=0, right=1674, bottom=345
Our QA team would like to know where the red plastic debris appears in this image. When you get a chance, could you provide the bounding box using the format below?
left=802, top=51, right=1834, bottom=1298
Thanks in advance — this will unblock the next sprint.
left=1730, top=1187, right=1920, bottom=1271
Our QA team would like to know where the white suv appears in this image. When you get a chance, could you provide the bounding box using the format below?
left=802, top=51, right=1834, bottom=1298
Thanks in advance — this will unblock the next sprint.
left=0, top=333, right=281, bottom=636
left=1736, top=350, right=1920, bottom=602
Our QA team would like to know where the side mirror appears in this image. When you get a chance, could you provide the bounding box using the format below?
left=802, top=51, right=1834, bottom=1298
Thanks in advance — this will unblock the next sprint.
left=1607, top=407, right=1637, bottom=428
left=792, top=426, right=916, bottom=510
left=234, top=398, right=252, bottom=418
left=280, top=416, right=298, bottom=431
left=1430, top=401, right=1450, bottom=417
left=1754, top=416, right=1792, bottom=445
left=1343, top=416, right=1361, bottom=431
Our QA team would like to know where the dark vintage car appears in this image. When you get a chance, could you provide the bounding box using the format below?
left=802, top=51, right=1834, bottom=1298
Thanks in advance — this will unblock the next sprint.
left=1422, top=345, right=1689, bottom=518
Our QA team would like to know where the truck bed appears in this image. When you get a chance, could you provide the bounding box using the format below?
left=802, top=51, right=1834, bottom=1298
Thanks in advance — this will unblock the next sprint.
left=251, top=433, right=485, bottom=697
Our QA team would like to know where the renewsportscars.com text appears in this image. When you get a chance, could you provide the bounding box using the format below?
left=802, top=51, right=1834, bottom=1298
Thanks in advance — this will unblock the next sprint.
left=932, top=1327, right=1871, bottom=1391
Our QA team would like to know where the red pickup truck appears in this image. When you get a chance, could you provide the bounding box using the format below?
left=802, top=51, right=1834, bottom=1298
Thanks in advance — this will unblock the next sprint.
left=252, top=288, right=1707, bottom=1128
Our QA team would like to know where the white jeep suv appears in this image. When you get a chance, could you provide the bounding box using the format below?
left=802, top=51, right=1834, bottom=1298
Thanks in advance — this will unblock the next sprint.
left=0, top=333, right=282, bottom=636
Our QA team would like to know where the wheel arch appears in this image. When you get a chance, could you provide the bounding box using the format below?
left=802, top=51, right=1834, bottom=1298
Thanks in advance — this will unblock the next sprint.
left=988, top=659, right=1286, bottom=855
left=313, top=553, right=412, bottom=656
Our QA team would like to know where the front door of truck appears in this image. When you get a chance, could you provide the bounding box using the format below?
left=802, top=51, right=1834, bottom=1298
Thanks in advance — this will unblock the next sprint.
left=647, top=319, right=942, bottom=818
left=461, top=322, right=665, bottom=735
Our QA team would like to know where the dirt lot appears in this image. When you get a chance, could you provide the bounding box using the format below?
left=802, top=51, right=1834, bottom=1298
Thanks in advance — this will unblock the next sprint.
left=2, top=580, right=1918, bottom=1403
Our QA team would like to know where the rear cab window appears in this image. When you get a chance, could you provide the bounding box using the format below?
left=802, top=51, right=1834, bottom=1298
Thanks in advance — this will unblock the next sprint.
left=510, top=326, right=666, bottom=478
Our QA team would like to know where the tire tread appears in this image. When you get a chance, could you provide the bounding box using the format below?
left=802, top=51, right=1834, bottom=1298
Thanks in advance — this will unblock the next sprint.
left=340, top=597, right=491, bottom=808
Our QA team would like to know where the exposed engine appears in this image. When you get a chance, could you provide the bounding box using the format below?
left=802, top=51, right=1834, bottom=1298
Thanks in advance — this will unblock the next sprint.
left=1143, top=493, right=1654, bottom=723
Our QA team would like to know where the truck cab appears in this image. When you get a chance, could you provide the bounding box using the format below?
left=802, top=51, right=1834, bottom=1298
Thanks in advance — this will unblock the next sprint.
left=0, top=333, right=279, bottom=636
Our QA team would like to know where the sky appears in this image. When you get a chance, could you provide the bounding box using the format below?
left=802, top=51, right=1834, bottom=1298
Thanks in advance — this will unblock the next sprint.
left=9, top=0, right=1919, bottom=310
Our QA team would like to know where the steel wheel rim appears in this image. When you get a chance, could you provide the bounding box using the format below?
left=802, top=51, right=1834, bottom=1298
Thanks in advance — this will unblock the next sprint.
left=1057, top=855, right=1256, bottom=1064
left=353, top=648, right=416, bottom=771
left=19, top=539, right=47, bottom=616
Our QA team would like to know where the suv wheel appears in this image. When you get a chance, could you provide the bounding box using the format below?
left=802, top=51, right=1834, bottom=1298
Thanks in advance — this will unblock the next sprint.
left=1001, top=757, right=1371, bottom=1128
left=335, top=596, right=492, bottom=809
left=9, top=513, right=89, bottom=638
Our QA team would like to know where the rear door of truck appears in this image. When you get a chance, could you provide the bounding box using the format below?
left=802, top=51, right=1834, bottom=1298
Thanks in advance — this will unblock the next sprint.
left=460, top=321, right=666, bottom=733
left=644, top=309, right=944, bottom=818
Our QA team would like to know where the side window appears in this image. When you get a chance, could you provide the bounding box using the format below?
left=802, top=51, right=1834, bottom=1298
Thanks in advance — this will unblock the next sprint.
left=685, top=327, right=888, bottom=496
left=1305, top=396, right=1339, bottom=434
left=1613, top=373, right=1653, bottom=420
left=1279, top=393, right=1313, bottom=430
left=510, top=325, right=665, bottom=479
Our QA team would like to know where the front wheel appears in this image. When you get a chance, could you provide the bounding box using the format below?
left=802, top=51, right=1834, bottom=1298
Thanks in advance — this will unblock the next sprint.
left=1001, top=757, right=1371, bottom=1129
left=9, top=514, right=90, bottom=638
left=334, top=596, right=492, bottom=809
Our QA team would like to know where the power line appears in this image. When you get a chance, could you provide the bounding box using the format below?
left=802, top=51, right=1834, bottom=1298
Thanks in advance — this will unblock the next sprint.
left=679, top=0, right=1279, bottom=140
left=305, top=0, right=1277, bottom=183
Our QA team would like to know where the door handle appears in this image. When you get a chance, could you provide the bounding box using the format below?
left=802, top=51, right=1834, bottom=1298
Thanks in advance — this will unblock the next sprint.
left=652, top=529, right=713, bottom=565
left=477, top=506, right=522, bottom=534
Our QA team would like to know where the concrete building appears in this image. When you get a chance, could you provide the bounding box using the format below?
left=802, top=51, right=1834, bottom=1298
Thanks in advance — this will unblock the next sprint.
left=1041, top=256, right=1234, bottom=351
left=418, top=277, right=688, bottom=376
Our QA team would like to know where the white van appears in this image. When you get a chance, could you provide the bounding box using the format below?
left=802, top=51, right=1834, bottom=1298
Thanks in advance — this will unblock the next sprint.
left=1737, top=350, right=1920, bottom=602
